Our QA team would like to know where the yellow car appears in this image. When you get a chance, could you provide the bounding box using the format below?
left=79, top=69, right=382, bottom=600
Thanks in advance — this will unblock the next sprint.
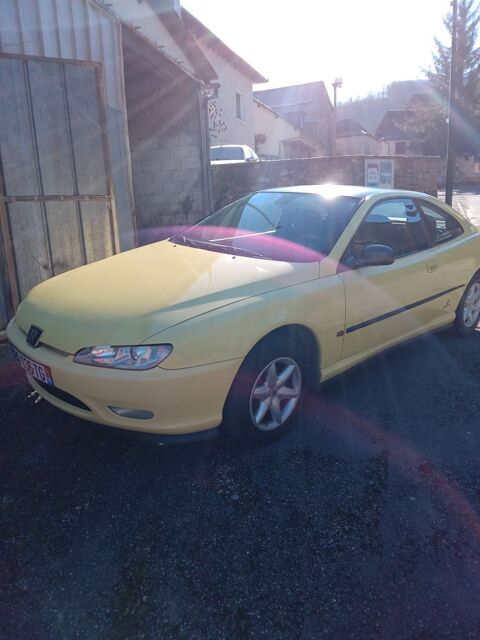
left=7, top=185, right=480, bottom=443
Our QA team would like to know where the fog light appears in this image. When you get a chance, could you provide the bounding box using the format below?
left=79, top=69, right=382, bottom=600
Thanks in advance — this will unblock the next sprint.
left=109, top=406, right=154, bottom=419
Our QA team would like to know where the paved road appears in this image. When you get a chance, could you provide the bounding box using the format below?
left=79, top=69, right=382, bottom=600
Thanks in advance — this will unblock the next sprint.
left=452, top=184, right=480, bottom=226
left=3, top=324, right=480, bottom=640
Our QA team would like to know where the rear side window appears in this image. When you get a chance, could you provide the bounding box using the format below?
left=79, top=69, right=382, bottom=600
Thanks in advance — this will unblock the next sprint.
left=355, top=198, right=432, bottom=258
left=418, top=201, right=463, bottom=245
left=210, top=146, right=244, bottom=161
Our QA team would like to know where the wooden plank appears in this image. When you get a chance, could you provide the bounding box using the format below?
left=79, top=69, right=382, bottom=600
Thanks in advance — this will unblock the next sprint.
left=8, top=202, right=51, bottom=298
left=64, top=62, right=108, bottom=196
left=80, top=201, right=114, bottom=264
left=28, top=59, right=75, bottom=196
left=46, top=201, right=84, bottom=275
left=3, top=195, right=111, bottom=202
left=0, top=180, right=20, bottom=315
left=0, top=58, right=40, bottom=196
left=0, top=195, right=13, bottom=328
left=104, top=105, right=130, bottom=252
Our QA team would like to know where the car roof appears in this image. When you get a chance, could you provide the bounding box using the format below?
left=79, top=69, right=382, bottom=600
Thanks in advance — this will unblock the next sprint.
left=261, top=184, right=429, bottom=199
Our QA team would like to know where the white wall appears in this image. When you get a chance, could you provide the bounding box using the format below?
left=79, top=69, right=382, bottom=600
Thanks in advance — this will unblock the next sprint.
left=200, top=46, right=255, bottom=147
left=110, top=2, right=256, bottom=147
left=336, top=135, right=380, bottom=155
left=108, top=0, right=196, bottom=76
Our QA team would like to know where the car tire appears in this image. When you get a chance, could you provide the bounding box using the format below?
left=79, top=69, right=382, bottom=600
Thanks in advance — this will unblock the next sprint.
left=221, top=335, right=307, bottom=444
left=455, top=273, right=480, bottom=336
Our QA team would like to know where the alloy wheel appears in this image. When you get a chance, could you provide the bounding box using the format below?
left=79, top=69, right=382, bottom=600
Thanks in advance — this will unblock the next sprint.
left=249, top=357, right=302, bottom=432
left=463, top=282, right=480, bottom=328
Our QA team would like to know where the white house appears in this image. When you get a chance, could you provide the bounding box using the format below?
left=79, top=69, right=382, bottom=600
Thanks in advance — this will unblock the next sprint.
left=336, top=119, right=380, bottom=155
left=180, top=9, right=268, bottom=148
left=254, top=99, right=325, bottom=159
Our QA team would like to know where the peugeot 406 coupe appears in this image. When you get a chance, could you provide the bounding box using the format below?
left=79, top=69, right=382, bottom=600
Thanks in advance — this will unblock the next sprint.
left=7, top=185, right=480, bottom=443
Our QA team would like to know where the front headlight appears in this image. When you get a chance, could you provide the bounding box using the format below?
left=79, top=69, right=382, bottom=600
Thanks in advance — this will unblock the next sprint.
left=73, top=344, right=173, bottom=370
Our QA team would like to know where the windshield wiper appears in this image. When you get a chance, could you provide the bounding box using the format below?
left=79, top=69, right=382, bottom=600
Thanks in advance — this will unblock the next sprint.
left=170, top=235, right=206, bottom=249
left=212, top=244, right=271, bottom=259
left=170, top=235, right=270, bottom=259
left=208, top=227, right=282, bottom=242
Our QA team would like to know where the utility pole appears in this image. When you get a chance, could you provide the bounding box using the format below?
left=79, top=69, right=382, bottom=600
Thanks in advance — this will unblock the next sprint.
left=445, top=0, right=459, bottom=206
left=332, top=77, right=342, bottom=155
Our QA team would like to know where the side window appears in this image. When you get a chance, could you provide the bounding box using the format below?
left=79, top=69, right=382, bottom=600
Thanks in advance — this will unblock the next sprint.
left=236, top=92, right=243, bottom=120
left=350, top=198, right=432, bottom=260
left=418, top=201, right=463, bottom=245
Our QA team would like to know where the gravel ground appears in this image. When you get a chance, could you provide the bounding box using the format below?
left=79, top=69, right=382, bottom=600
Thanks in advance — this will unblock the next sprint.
left=2, top=326, right=480, bottom=640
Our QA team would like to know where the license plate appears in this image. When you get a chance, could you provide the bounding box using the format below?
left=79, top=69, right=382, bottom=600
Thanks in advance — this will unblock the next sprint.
left=12, top=346, right=54, bottom=386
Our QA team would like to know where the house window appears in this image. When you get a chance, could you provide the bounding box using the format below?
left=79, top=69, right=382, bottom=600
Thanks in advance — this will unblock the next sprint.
left=395, top=141, right=407, bottom=154
left=236, top=92, right=243, bottom=120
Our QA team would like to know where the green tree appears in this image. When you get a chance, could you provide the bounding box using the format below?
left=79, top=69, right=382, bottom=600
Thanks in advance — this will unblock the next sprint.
left=403, top=0, right=480, bottom=156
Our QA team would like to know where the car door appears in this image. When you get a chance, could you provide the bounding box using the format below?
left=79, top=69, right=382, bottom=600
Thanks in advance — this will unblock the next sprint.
left=416, top=198, right=468, bottom=293
left=338, top=197, right=446, bottom=360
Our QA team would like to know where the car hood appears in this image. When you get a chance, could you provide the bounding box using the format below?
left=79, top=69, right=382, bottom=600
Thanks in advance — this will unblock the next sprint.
left=15, top=240, right=318, bottom=354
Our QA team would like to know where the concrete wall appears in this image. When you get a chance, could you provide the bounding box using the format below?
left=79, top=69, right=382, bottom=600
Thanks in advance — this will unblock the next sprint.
left=456, top=157, right=480, bottom=183
left=211, top=155, right=441, bottom=209
left=124, top=54, right=207, bottom=240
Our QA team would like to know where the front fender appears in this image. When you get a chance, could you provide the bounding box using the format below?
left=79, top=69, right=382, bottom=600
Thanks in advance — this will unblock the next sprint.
left=148, top=275, right=345, bottom=371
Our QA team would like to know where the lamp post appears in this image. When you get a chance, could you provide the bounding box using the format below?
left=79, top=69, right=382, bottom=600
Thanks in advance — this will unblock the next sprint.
left=445, top=0, right=458, bottom=206
left=332, top=77, right=343, bottom=155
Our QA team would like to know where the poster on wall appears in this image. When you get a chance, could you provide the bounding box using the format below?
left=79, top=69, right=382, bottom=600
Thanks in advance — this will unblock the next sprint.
left=365, top=159, right=395, bottom=189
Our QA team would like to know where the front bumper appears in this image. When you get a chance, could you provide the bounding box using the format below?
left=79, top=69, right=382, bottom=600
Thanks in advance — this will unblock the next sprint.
left=7, top=320, right=242, bottom=435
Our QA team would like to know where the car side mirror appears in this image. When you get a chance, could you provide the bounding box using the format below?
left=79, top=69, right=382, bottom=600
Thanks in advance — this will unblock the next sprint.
left=362, top=244, right=395, bottom=266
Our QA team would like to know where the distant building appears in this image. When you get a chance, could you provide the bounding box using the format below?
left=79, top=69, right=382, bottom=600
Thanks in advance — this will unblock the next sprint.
left=376, top=110, right=426, bottom=155
left=337, top=80, right=437, bottom=137
left=335, top=119, right=379, bottom=155
left=254, top=99, right=325, bottom=160
left=254, top=81, right=335, bottom=155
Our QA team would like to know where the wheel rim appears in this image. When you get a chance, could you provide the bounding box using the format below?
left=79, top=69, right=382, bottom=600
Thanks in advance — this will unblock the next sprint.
left=249, top=357, right=302, bottom=432
left=463, top=282, right=480, bottom=328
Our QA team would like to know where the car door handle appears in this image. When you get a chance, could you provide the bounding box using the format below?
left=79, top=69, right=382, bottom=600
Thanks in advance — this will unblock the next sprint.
left=427, top=262, right=439, bottom=273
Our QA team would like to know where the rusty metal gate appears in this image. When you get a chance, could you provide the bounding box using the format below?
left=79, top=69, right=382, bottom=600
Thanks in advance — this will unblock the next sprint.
left=0, top=53, right=119, bottom=331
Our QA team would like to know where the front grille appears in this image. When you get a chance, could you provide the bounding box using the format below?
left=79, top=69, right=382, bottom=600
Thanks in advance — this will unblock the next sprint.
left=36, top=380, right=91, bottom=411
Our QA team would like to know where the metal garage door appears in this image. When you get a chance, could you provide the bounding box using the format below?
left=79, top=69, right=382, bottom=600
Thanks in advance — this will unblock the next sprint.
left=0, top=54, right=118, bottom=330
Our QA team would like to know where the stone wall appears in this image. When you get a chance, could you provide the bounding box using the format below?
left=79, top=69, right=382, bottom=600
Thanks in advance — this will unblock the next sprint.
left=211, top=155, right=441, bottom=209
left=124, top=50, right=208, bottom=243
left=130, top=124, right=205, bottom=229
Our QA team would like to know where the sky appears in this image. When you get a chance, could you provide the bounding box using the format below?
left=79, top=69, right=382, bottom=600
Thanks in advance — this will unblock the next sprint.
left=181, top=0, right=453, bottom=102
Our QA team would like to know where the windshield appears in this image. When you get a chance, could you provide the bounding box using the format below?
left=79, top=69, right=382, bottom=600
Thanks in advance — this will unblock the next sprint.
left=210, top=146, right=244, bottom=161
left=170, top=191, right=361, bottom=262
